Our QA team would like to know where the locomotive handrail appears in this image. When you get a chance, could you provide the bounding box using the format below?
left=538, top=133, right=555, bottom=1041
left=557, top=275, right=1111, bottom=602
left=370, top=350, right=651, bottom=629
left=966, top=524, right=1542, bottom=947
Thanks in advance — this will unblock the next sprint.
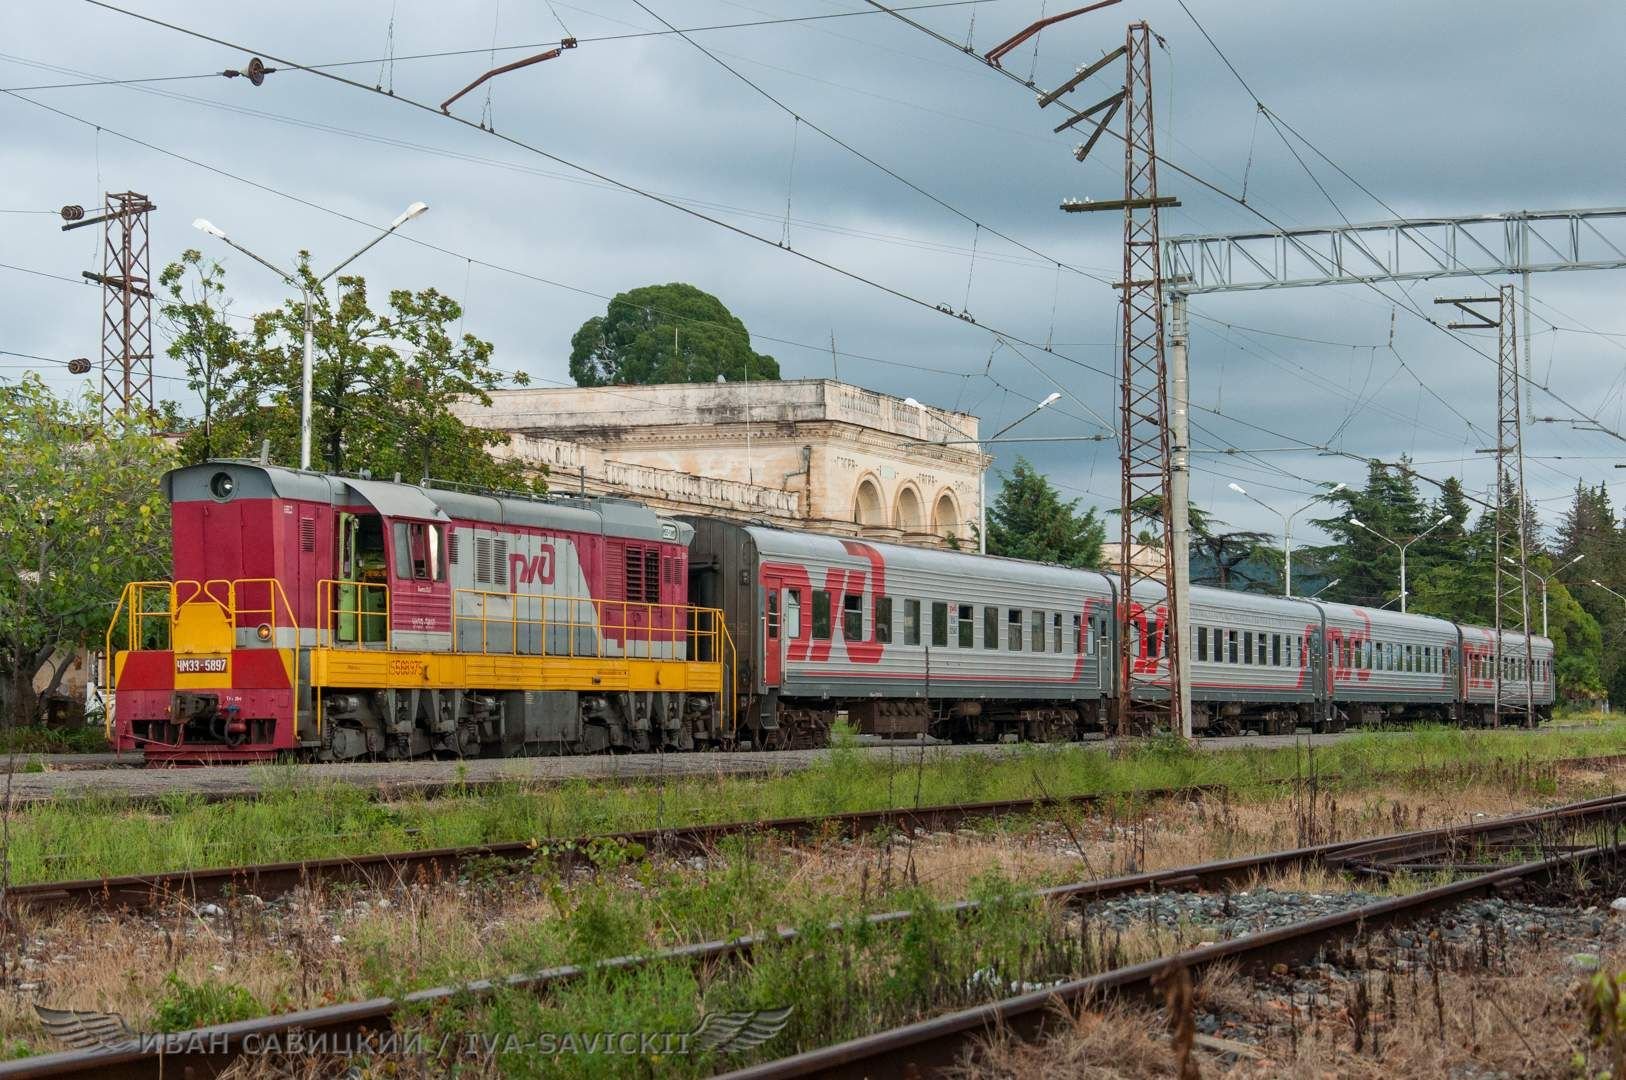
left=452, top=588, right=720, bottom=663
left=315, top=578, right=392, bottom=649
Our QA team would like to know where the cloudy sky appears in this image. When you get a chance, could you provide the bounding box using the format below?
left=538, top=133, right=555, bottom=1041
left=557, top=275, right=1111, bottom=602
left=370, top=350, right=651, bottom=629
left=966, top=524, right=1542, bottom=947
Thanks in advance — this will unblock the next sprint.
left=4, top=0, right=1624, bottom=545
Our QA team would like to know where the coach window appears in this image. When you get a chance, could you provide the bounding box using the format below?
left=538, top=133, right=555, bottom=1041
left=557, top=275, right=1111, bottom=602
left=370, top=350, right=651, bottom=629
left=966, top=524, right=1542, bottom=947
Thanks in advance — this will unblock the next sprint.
left=984, top=606, right=999, bottom=650
left=931, top=602, right=949, bottom=647
left=785, top=589, right=802, bottom=639
left=957, top=604, right=974, bottom=648
left=1227, top=629, right=1238, bottom=664
left=812, top=590, right=831, bottom=640
left=1270, top=633, right=1281, bottom=667
left=1052, top=613, right=1063, bottom=653
left=1075, top=614, right=1085, bottom=654
left=1031, top=611, right=1046, bottom=653
left=1243, top=631, right=1253, bottom=665
left=843, top=593, right=863, bottom=641
left=1008, top=609, right=1024, bottom=651
left=904, top=599, right=921, bottom=646
left=875, top=596, right=892, bottom=644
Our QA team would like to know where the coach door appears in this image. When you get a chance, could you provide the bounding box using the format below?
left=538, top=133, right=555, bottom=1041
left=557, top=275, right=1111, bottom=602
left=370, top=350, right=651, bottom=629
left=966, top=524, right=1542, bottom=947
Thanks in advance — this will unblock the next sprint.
left=761, top=575, right=785, bottom=689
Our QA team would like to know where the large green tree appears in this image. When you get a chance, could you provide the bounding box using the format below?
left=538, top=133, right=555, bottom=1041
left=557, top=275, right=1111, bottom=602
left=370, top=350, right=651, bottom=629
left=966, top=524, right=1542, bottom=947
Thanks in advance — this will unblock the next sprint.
left=985, top=457, right=1104, bottom=568
left=569, top=283, right=779, bottom=387
left=158, top=251, right=537, bottom=490
left=0, top=378, right=172, bottom=726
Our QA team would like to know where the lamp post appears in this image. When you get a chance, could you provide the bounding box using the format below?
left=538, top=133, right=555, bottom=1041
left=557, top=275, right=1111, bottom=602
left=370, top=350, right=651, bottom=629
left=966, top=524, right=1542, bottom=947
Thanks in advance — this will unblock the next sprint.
left=1505, top=552, right=1584, bottom=637
left=1227, top=481, right=1346, bottom=597
left=193, top=202, right=428, bottom=470
left=1348, top=514, right=1451, bottom=613
left=976, top=391, right=1061, bottom=555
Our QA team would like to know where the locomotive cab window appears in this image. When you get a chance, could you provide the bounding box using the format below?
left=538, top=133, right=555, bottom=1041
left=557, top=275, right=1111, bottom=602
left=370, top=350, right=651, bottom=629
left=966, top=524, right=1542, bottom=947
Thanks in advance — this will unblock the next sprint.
left=842, top=594, right=863, bottom=640
left=875, top=596, right=892, bottom=643
left=392, top=522, right=445, bottom=581
left=903, top=599, right=921, bottom=645
left=812, top=590, right=831, bottom=640
left=931, top=602, right=949, bottom=647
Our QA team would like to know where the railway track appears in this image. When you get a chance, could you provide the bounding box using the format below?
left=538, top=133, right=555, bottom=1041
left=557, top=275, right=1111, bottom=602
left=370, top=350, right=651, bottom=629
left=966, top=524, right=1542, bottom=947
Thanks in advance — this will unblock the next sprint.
left=6, top=792, right=1626, bottom=1078
left=4, top=775, right=1322, bottom=915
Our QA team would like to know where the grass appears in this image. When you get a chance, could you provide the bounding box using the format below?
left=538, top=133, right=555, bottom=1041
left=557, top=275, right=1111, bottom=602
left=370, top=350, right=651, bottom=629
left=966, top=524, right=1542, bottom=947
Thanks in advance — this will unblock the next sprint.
left=0, top=725, right=109, bottom=756
left=4, top=720, right=1626, bottom=885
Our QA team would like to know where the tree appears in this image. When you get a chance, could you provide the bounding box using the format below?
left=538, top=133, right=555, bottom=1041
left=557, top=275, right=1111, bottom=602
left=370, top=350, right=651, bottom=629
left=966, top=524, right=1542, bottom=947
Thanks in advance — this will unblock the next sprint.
left=569, top=283, right=779, bottom=387
left=157, top=254, right=538, bottom=491
left=1120, top=493, right=1275, bottom=591
left=985, top=457, right=1104, bottom=568
left=1310, top=459, right=1431, bottom=607
left=0, top=378, right=171, bottom=726
left=159, top=250, right=244, bottom=460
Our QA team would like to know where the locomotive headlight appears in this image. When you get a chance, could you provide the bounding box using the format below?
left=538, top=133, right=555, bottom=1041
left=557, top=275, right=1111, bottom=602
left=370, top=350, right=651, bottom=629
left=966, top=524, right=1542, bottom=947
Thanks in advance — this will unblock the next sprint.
left=255, top=623, right=272, bottom=642
left=209, top=471, right=236, bottom=500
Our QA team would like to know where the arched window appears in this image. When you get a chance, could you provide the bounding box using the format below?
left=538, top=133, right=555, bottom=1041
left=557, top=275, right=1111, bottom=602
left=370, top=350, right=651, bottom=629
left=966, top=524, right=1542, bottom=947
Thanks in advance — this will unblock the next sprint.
left=894, top=485, right=925, bottom=532
left=853, top=477, right=886, bottom=526
left=932, top=490, right=961, bottom=539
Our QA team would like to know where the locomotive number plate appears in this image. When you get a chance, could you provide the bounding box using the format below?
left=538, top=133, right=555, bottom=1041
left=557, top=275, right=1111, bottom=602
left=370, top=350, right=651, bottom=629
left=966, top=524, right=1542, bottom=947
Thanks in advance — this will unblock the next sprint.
left=175, top=655, right=228, bottom=674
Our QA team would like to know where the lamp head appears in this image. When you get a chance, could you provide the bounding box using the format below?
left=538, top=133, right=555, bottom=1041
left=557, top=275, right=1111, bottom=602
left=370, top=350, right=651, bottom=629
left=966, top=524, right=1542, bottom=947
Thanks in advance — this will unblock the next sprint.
left=1348, top=516, right=1363, bottom=528
left=390, top=201, right=429, bottom=228
left=1435, top=514, right=1452, bottom=525
left=1327, top=482, right=1347, bottom=495
left=1227, top=482, right=1247, bottom=496
left=1037, top=392, right=1061, bottom=408
left=1593, top=579, right=1605, bottom=588
left=192, top=218, right=227, bottom=240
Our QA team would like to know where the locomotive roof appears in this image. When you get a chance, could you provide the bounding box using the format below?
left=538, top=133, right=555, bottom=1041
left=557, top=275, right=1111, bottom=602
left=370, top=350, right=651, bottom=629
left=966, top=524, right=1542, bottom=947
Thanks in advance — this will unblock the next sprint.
left=165, top=461, right=690, bottom=545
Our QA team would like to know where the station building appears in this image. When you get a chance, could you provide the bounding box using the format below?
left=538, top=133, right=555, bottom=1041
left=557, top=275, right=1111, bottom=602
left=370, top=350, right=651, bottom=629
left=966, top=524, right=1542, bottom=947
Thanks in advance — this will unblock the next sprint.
left=453, top=379, right=990, bottom=550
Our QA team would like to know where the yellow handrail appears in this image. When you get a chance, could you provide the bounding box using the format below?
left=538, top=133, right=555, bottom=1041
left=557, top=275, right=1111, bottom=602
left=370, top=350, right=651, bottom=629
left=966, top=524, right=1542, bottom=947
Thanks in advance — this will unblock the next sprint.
left=315, top=578, right=392, bottom=648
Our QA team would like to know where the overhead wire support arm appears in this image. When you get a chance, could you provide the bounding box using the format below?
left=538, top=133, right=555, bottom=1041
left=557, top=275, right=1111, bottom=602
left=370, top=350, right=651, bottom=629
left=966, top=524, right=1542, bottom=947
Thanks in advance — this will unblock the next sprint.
left=984, top=0, right=1121, bottom=67
left=439, top=38, right=577, bottom=114
left=1038, top=45, right=1127, bottom=107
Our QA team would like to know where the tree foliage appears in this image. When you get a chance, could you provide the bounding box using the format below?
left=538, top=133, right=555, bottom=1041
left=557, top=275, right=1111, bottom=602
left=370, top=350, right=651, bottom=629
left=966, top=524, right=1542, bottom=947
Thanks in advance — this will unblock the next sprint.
left=0, top=378, right=172, bottom=725
left=986, top=457, right=1104, bottom=568
left=158, top=251, right=537, bottom=490
left=569, top=283, right=779, bottom=387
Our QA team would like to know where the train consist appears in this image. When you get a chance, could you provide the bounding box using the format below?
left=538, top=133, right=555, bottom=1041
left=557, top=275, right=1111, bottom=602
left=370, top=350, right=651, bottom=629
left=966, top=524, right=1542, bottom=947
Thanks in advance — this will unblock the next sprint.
left=108, top=462, right=1554, bottom=763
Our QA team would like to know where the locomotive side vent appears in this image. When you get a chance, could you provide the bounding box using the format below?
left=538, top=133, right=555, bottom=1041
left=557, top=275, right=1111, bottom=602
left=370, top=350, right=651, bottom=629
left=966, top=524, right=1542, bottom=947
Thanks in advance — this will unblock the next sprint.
left=474, top=536, right=509, bottom=588
left=299, top=517, right=315, bottom=552
left=448, top=532, right=459, bottom=565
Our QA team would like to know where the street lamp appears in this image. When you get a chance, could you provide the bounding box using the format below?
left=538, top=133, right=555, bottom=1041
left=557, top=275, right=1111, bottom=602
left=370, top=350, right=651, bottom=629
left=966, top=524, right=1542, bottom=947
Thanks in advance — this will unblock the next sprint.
left=1227, top=481, right=1346, bottom=597
left=193, top=201, right=429, bottom=470
left=977, top=391, right=1061, bottom=554
left=1307, top=577, right=1339, bottom=600
left=1504, top=552, right=1583, bottom=637
left=1348, top=513, right=1451, bottom=613
left=1592, top=579, right=1626, bottom=609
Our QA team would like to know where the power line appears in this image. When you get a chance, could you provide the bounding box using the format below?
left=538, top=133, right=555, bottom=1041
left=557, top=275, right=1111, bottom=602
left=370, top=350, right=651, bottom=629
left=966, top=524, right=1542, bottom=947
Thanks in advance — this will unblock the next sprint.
left=1, top=1, right=998, bottom=91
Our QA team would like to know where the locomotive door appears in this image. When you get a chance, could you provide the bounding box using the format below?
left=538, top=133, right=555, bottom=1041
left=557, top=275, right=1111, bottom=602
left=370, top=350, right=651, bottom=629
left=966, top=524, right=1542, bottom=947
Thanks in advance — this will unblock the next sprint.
left=335, top=512, right=389, bottom=645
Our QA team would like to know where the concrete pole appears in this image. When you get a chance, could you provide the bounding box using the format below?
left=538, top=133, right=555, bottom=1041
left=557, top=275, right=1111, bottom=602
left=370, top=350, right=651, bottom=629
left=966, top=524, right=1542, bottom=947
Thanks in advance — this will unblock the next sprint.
left=1399, top=547, right=1407, bottom=613
left=1169, top=290, right=1193, bottom=738
left=299, top=288, right=314, bottom=471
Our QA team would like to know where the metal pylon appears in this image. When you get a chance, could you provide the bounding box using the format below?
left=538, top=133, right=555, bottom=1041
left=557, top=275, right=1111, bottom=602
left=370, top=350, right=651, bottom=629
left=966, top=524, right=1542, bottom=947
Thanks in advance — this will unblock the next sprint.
left=1115, top=22, right=1182, bottom=737
left=98, top=192, right=155, bottom=421
left=1491, top=285, right=1536, bottom=726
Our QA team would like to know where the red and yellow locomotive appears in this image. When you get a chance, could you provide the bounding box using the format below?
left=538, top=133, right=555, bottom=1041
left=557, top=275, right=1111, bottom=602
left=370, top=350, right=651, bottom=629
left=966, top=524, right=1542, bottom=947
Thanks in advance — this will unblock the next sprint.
left=107, top=462, right=737, bottom=762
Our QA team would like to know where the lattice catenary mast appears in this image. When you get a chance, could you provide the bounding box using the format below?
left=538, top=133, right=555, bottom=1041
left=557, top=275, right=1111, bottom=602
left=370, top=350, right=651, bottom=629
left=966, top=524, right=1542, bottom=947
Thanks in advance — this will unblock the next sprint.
left=63, top=192, right=156, bottom=420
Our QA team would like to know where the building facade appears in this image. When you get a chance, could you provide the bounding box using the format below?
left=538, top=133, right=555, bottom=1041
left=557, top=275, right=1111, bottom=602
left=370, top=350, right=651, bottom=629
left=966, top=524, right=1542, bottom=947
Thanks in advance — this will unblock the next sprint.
left=454, top=379, right=989, bottom=548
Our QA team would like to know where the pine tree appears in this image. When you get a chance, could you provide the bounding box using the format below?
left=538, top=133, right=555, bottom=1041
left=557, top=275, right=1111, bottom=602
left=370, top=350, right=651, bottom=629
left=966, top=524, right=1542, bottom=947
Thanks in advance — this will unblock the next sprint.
left=985, top=457, right=1105, bottom=568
